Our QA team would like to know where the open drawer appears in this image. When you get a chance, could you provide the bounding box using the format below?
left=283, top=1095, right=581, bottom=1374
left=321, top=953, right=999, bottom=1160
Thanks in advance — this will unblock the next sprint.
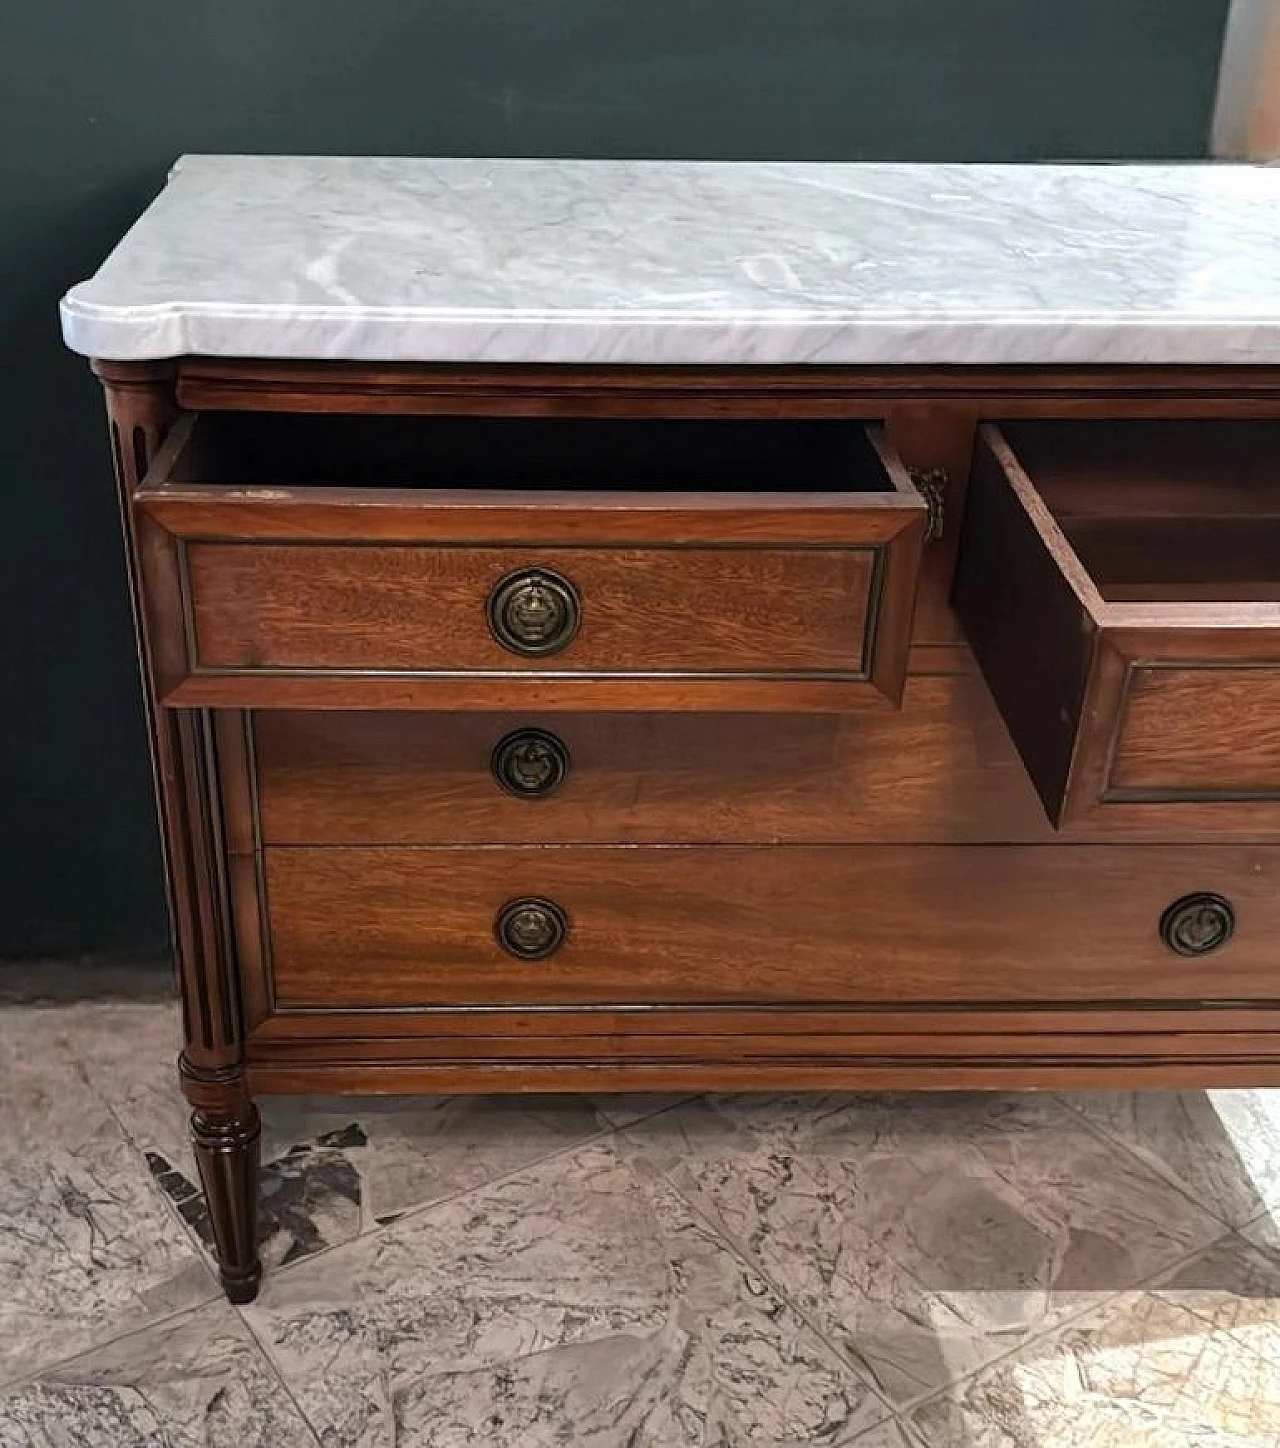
left=955, top=421, right=1280, bottom=828
left=133, top=411, right=927, bottom=711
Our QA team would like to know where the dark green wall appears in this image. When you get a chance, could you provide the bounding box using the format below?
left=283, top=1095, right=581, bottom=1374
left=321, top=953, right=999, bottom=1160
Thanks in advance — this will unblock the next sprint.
left=0, top=0, right=1229, bottom=956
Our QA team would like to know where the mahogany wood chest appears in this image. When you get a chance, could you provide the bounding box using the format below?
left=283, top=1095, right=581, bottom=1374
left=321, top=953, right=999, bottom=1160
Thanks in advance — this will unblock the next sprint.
left=63, top=157, right=1280, bottom=1302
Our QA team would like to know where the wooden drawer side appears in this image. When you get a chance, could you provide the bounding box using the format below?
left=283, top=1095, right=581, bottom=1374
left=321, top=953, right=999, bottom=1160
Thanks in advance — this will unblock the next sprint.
left=952, top=430, right=1097, bottom=821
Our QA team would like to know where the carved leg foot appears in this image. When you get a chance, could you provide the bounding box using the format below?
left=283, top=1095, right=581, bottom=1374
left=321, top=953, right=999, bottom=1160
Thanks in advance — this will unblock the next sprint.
left=183, top=1062, right=262, bottom=1303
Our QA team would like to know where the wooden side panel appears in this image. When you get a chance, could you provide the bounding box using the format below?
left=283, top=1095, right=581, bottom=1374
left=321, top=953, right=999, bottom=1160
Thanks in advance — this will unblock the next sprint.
left=953, top=428, right=1099, bottom=823
left=250, top=675, right=1052, bottom=846
left=262, top=844, right=1280, bottom=1009
left=1109, top=665, right=1280, bottom=799
left=93, top=364, right=246, bottom=1074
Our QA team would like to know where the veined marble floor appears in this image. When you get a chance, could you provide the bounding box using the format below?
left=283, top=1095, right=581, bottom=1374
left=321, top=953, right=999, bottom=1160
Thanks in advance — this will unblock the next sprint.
left=3, top=975, right=1280, bottom=1446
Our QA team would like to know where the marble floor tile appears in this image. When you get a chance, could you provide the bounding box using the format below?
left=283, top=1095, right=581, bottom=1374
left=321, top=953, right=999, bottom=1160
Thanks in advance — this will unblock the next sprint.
left=842, top=1422, right=917, bottom=1447
left=620, top=1093, right=1226, bottom=1408
left=903, top=1289, right=1280, bottom=1447
left=20, top=998, right=1274, bottom=1445
left=585, top=1092, right=700, bottom=1128
left=1146, top=1223, right=1280, bottom=1372
left=0, top=1007, right=215, bottom=1386
left=64, top=1002, right=616, bottom=1270
left=148, top=1094, right=615, bottom=1273
left=243, top=1139, right=892, bottom=1446
left=0, top=1298, right=317, bottom=1447
left=68, top=1000, right=190, bottom=1160
left=1059, top=1089, right=1280, bottom=1229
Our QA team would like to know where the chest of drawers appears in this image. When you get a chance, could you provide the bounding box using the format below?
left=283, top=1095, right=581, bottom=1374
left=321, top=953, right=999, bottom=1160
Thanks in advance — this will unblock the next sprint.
left=64, top=157, right=1280, bottom=1303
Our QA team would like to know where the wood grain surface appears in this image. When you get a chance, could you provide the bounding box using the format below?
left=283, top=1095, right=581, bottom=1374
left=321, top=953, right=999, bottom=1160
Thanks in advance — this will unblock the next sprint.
left=185, top=541, right=880, bottom=675
left=959, top=420, right=1280, bottom=826
left=1109, top=665, right=1280, bottom=798
left=261, top=843, right=1280, bottom=1008
left=250, top=675, right=1052, bottom=846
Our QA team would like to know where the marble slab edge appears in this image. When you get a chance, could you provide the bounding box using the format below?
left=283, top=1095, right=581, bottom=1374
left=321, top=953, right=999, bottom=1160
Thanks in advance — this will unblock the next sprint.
left=57, top=301, right=1280, bottom=368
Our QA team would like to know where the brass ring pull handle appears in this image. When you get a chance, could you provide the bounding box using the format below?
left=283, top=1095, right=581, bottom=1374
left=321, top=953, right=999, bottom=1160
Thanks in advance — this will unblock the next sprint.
left=491, top=728, right=570, bottom=798
left=487, top=568, right=581, bottom=657
left=495, top=897, right=568, bottom=960
left=1160, top=892, right=1235, bottom=957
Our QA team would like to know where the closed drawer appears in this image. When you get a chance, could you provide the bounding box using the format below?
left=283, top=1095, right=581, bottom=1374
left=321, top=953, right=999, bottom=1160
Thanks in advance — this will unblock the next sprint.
left=136, top=412, right=926, bottom=711
left=247, top=677, right=1052, bottom=846
left=259, top=844, right=1278, bottom=1009
left=955, top=421, right=1280, bottom=829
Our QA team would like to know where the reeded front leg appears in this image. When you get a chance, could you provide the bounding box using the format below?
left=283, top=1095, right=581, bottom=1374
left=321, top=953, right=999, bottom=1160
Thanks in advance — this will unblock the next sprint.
left=183, top=1060, right=262, bottom=1303
left=99, top=365, right=263, bottom=1304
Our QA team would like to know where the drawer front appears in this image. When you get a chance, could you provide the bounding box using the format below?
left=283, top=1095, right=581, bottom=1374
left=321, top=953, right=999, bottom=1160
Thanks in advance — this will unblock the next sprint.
left=136, top=415, right=925, bottom=711
left=184, top=541, right=878, bottom=674
left=955, top=422, right=1280, bottom=829
left=1107, top=663, right=1280, bottom=799
left=259, top=844, right=1279, bottom=1009
left=248, top=676, right=1052, bottom=846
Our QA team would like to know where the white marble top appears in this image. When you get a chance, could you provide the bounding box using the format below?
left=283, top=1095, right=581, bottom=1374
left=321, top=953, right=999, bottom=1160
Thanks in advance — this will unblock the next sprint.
left=60, top=154, right=1280, bottom=366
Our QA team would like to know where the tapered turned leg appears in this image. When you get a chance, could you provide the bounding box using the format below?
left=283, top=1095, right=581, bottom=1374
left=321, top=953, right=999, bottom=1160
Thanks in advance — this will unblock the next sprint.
left=97, top=366, right=263, bottom=1303
left=183, top=1063, right=262, bottom=1303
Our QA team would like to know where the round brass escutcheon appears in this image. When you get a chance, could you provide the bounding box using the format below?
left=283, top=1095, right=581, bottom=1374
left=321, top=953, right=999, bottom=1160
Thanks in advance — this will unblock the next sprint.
left=495, top=897, right=568, bottom=960
left=487, top=568, right=581, bottom=657
left=1159, top=892, right=1236, bottom=957
left=491, top=728, right=570, bottom=798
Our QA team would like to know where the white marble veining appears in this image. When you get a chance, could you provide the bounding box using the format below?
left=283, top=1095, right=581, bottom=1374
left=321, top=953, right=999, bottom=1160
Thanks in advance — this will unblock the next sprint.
left=60, top=155, right=1280, bottom=366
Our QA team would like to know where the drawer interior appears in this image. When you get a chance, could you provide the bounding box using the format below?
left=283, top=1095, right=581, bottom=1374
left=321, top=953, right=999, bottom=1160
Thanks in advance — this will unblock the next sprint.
left=173, top=412, right=899, bottom=494
left=1001, top=420, right=1280, bottom=603
left=956, top=419, right=1280, bottom=829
